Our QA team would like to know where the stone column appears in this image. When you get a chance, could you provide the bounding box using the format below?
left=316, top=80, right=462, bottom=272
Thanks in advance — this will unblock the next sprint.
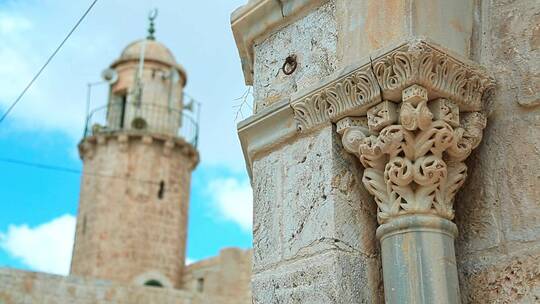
left=291, top=40, right=494, bottom=303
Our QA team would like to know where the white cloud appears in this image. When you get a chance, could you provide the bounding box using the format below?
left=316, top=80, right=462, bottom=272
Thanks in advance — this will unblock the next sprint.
left=0, top=0, right=251, bottom=171
left=0, top=214, right=76, bottom=276
left=209, top=178, right=253, bottom=231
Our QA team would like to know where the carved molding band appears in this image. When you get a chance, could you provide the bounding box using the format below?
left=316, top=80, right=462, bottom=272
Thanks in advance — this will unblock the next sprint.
left=337, top=84, right=487, bottom=224
left=291, top=39, right=495, bottom=131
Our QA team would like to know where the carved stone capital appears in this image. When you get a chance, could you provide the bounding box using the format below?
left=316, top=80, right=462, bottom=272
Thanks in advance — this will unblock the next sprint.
left=291, top=39, right=495, bottom=131
left=288, top=40, right=494, bottom=224
left=337, top=83, right=488, bottom=224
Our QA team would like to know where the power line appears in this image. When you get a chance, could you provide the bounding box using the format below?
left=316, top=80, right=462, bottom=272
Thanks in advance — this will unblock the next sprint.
left=0, top=0, right=100, bottom=124
left=0, top=157, right=160, bottom=185
left=0, top=157, right=80, bottom=174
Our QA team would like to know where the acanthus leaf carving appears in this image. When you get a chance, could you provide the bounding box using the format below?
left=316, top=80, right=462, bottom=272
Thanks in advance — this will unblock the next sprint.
left=339, top=83, right=489, bottom=224
left=291, top=40, right=495, bottom=132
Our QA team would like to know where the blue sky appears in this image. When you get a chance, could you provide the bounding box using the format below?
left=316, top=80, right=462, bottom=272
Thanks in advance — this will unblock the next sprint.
left=0, top=0, right=253, bottom=275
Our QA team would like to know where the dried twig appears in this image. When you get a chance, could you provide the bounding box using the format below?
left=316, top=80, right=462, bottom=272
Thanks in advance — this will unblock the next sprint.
left=233, top=87, right=253, bottom=121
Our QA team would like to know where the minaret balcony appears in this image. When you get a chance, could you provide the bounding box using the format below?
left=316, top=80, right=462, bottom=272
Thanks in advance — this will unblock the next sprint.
left=84, top=101, right=198, bottom=147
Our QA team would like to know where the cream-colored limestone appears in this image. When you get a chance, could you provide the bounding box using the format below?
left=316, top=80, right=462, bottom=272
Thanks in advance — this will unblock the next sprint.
left=333, top=76, right=491, bottom=302
left=71, top=133, right=197, bottom=288
left=182, top=248, right=252, bottom=304
left=336, top=0, right=473, bottom=65
left=336, top=82, right=490, bottom=223
left=255, top=38, right=495, bottom=250
left=232, top=0, right=329, bottom=85
left=233, top=0, right=539, bottom=303
left=251, top=1, right=338, bottom=112
left=237, top=99, right=297, bottom=178
left=232, top=0, right=474, bottom=88
left=0, top=268, right=194, bottom=304
left=252, top=250, right=380, bottom=303
left=459, top=252, right=540, bottom=303
left=247, top=124, right=382, bottom=303
left=291, top=39, right=494, bottom=132
left=454, top=0, right=540, bottom=302
left=71, top=38, right=197, bottom=288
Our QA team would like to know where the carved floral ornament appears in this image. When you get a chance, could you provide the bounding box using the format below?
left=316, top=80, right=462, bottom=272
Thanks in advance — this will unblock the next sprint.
left=291, top=40, right=495, bottom=131
left=337, top=85, right=487, bottom=223
left=290, top=41, right=495, bottom=224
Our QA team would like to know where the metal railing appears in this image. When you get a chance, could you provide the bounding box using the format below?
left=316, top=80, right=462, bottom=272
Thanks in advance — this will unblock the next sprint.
left=83, top=101, right=199, bottom=147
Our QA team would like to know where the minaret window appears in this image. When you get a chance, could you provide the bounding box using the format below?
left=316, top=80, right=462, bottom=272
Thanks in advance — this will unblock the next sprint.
left=197, top=277, right=204, bottom=292
left=110, top=90, right=128, bottom=129
left=158, top=180, right=165, bottom=199
left=119, top=93, right=127, bottom=129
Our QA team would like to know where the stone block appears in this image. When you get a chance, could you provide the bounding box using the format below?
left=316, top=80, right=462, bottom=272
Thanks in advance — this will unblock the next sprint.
left=459, top=252, right=540, bottom=304
left=253, top=1, right=338, bottom=112
left=455, top=147, right=503, bottom=254
left=252, top=251, right=381, bottom=304
left=72, top=135, right=196, bottom=288
left=280, top=129, right=336, bottom=261
left=252, top=150, right=284, bottom=271
left=250, top=125, right=381, bottom=302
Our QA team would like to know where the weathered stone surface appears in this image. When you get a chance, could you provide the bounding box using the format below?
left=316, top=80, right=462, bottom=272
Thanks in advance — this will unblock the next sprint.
left=335, top=0, right=474, bottom=63
left=459, top=252, right=540, bottom=303
left=253, top=0, right=338, bottom=112
left=234, top=0, right=476, bottom=86
left=291, top=40, right=494, bottom=132
left=72, top=33, right=199, bottom=289
left=235, top=0, right=539, bottom=303
left=0, top=268, right=193, bottom=304
left=453, top=0, right=540, bottom=301
left=251, top=147, right=283, bottom=270
left=455, top=0, right=540, bottom=253
left=183, top=248, right=253, bottom=304
left=476, top=0, right=540, bottom=108
left=252, top=251, right=381, bottom=304
left=251, top=125, right=381, bottom=302
left=72, top=134, right=196, bottom=288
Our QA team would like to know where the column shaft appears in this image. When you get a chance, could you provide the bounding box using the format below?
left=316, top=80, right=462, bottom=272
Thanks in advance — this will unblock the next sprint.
left=377, top=215, right=460, bottom=303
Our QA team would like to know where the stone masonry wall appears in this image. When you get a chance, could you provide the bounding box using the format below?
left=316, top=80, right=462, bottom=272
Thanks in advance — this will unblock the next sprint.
left=0, top=268, right=194, bottom=304
left=71, top=134, right=195, bottom=288
left=182, top=248, right=252, bottom=304
left=0, top=248, right=251, bottom=304
left=246, top=0, right=539, bottom=303
left=455, top=0, right=540, bottom=303
left=250, top=126, right=382, bottom=303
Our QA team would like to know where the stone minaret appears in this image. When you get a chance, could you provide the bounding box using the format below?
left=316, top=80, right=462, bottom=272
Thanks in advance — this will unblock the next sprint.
left=71, top=16, right=198, bottom=289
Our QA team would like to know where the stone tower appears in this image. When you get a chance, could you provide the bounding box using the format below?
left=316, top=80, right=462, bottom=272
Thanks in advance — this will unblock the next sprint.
left=71, top=18, right=199, bottom=289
